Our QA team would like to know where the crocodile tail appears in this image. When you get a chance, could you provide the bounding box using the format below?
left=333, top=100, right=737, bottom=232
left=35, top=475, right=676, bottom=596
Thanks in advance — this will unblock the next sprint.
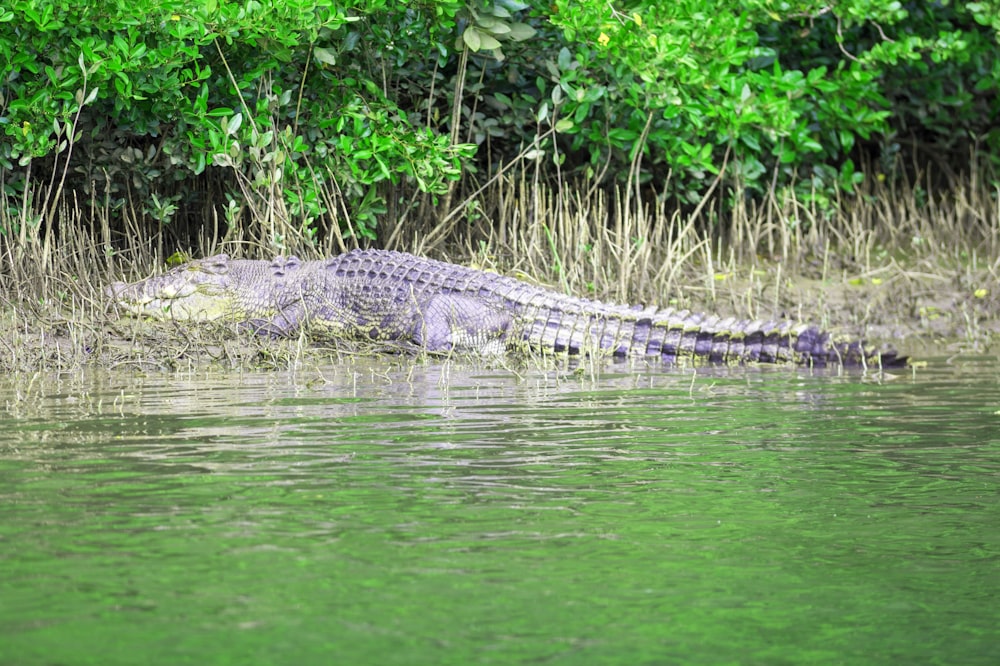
left=646, top=315, right=810, bottom=364
left=646, top=316, right=906, bottom=367
left=794, top=326, right=908, bottom=368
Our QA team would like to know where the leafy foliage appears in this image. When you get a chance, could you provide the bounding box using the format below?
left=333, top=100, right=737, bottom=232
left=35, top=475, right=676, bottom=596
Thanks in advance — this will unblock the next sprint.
left=0, top=0, right=475, bottom=242
left=1, top=0, right=997, bottom=245
left=542, top=0, right=1000, bottom=207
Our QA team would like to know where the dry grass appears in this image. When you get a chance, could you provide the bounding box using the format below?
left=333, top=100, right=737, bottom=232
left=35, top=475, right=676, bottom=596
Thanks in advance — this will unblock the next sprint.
left=1, top=164, right=997, bottom=374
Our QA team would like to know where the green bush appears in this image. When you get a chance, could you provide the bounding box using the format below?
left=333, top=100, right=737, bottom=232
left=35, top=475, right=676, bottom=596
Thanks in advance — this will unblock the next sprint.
left=541, top=0, right=1000, bottom=208
left=0, top=0, right=476, bottom=242
left=1, top=0, right=997, bottom=246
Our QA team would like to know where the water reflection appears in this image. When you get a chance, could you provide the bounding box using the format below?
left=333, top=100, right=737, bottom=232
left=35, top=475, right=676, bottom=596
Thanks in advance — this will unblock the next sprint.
left=2, top=357, right=996, bottom=469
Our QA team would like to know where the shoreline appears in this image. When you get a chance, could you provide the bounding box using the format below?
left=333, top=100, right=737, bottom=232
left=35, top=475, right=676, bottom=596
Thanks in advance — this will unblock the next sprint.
left=1, top=250, right=994, bottom=375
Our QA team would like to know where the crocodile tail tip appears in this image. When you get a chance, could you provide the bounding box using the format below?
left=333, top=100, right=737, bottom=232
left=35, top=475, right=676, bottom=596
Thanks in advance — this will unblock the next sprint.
left=873, top=349, right=910, bottom=368
left=831, top=338, right=908, bottom=369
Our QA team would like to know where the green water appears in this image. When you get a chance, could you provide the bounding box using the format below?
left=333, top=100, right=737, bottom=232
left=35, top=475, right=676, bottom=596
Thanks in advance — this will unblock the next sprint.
left=1, top=357, right=998, bottom=665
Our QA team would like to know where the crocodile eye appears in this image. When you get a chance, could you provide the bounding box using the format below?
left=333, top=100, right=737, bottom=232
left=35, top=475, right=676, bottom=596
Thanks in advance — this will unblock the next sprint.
left=201, top=255, right=230, bottom=274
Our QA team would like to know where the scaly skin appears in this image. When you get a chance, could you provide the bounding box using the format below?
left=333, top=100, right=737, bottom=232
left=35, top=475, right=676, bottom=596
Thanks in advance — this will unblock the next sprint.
left=108, top=249, right=906, bottom=367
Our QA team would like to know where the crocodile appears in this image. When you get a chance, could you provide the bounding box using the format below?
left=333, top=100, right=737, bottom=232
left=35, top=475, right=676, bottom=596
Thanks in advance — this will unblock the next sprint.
left=108, top=249, right=906, bottom=367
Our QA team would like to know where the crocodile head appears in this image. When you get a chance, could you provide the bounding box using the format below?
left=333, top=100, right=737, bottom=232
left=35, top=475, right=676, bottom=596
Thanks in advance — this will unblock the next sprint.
left=108, top=255, right=244, bottom=321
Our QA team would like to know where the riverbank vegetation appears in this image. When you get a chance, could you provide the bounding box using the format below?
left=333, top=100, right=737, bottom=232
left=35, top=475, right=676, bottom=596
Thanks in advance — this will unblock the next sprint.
left=1, top=0, right=998, bottom=372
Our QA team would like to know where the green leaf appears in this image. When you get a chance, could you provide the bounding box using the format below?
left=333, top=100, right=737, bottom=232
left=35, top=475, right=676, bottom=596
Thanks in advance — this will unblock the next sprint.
left=476, top=16, right=509, bottom=33
left=839, top=130, right=855, bottom=153
left=463, top=26, right=482, bottom=51
left=507, top=22, right=536, bottom=41
left=557, top=47, right=573, bottom=70
left=313, top=46, right=336, bottom=66
left=224, top=112, right=241, bottom=136
left=499, top=0, right=530, bottom=10
left=537, top=101, right=549, bottom=123
left=477, top=33, right=502, bottom=51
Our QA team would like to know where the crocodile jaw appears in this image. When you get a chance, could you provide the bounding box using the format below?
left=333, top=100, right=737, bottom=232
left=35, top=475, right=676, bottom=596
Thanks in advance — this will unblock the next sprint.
left=108, top=266, right=237, bottom=322
left=109, top=284, right=237, bottom=321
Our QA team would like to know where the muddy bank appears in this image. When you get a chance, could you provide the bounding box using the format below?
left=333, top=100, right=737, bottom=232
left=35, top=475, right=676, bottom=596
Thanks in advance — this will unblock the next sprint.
left=1, top=257, right=994, bottom=375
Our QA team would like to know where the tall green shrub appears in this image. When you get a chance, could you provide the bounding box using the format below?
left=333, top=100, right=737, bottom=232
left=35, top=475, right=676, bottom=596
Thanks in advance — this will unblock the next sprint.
left=2, top=0, right=997, bottom=247
left=543, top=0, right=1000, bottom=208
left=0, top=0, right=476, bottom=242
